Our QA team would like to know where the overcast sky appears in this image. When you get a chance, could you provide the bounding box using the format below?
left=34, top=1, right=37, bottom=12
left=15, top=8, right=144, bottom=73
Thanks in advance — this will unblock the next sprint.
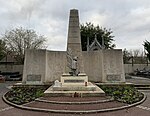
left=0, top=0, right=150, bottom=51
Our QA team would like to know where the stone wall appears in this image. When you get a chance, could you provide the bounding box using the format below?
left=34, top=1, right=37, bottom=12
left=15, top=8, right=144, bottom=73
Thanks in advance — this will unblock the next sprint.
left=102, top=49, right=125, bottom=82
left=83, top=51, right=103, bottom=82
left=22, top=49, right=47, bottom=83
left=83, top=49, right=125, bottom=83
left=23, top=49, right=125, bottom=83
left=3, top=63, right=150, bottom=79
left=0, top=65, right=23, bottom=73
left=45, top=51, right=66, bottom=82
left=124, top=64, right=150, bottom=73
left=23, top=49, right=67, bottom=83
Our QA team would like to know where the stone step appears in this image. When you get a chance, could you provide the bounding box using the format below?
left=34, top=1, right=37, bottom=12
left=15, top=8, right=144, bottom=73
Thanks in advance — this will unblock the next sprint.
left=134, top=84, right=150, bottom=90
left=135, top=87, right=150, bottom=90
left=35, top=96, right=113, bottom=104
left=44, top=82, right=105, bottom=97
left=44, top=91, right=105, bottom=97
left=134, top=84, right=150, bottom=87
left=52, top=85, right=96, bottom=91
left=24, top=100, right=127, bottom=111
left=3, top=92, right=146, bottom=114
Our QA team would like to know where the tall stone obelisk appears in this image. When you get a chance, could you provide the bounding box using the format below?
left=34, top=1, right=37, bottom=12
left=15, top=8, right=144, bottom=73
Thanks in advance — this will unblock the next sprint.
left=67, top=9, right=84, bottom=73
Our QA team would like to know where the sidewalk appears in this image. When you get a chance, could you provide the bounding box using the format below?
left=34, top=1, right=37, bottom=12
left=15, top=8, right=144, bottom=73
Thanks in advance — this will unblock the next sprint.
left=126, top=76, right=150, bottom=85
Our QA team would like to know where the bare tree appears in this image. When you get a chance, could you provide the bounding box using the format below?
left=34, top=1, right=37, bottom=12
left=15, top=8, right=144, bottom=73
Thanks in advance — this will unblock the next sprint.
left=123, top=49, right=146, bottom=64
left=1, top=27, right=47, bottom=64
left=123, top=48, right=132, bottom=63
left=128, top=49, right=144, bottom=57
left=0, top=40, right=7, bottom=60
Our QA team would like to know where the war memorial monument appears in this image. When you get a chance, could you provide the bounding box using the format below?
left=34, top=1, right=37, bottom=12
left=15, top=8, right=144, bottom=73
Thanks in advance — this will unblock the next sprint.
left=2, top=9, right=148, bottom=116
left=22, top=9, right=125, bottom=96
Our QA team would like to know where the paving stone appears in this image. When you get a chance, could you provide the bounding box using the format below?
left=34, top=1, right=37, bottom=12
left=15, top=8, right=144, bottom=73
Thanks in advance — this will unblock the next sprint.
left=25, top=101, right=126, bottom=111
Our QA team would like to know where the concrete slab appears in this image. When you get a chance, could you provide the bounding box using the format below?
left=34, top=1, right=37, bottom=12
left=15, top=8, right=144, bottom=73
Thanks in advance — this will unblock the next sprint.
left=44, top=82, right=105, bottom=97
left=53, top=82, right=96, bottom=91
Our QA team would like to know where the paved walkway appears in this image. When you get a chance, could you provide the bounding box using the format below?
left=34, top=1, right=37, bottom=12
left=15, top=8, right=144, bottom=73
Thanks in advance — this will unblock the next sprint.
left=0, top=81, right=150, bottom=116
left=0, top=105, right=150, bottom=116
left=126, top=76, right=150, bottom=85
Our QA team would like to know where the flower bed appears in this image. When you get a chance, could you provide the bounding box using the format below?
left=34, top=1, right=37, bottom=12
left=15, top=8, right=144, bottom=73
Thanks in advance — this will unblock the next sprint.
left=99, top=85, right=144, bottom=104
left=5, top=86, right=48, bottom=105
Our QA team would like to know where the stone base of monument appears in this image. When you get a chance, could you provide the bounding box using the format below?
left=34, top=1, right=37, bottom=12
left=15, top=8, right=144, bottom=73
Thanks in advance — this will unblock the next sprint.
left=44, top=73, right=105, bottom=97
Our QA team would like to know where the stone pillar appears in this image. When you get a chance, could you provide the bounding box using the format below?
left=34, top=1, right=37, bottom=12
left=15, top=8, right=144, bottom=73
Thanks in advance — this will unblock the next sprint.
left=67, top=9, right=84, bottom=73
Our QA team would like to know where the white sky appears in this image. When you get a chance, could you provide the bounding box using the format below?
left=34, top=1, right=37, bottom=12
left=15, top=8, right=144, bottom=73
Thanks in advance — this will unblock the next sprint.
left=0, top=0, right=150, bottom=51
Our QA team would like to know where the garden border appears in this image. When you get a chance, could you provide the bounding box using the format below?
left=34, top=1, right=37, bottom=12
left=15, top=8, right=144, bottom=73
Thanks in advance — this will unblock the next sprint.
left=2, top=92, right=147, bottom=114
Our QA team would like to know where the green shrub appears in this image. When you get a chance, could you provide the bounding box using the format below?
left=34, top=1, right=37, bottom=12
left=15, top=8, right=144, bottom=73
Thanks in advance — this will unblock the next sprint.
left=100, top=85, right=143, bottom=104
left=5, top=86, right=48, bottom=105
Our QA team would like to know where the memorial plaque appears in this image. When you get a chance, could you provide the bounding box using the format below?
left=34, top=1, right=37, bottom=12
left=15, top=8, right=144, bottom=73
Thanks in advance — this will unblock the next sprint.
left=64, top=79, right=84, bottom=83
left=26, top=75, right=42, bottom=84
left=106, top=74, right=121, bottom=81
left=27, top=75, right=41, bottom=81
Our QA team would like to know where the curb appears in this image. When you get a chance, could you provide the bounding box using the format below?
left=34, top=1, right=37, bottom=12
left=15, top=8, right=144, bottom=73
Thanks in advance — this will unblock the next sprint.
left=2, top=92, right=147, bottom=114
left=35, top=97, right=114, bottom=104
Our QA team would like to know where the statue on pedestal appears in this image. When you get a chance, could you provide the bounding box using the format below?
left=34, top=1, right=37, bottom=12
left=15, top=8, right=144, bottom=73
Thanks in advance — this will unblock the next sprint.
left=67, top=48, right=79, bottom=76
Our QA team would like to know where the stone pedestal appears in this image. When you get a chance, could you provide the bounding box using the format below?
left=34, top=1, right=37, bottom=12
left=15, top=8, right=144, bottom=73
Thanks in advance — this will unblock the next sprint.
left=44, top=73, right=105, bottom=97
left=61, top=73, right=88, bottom=86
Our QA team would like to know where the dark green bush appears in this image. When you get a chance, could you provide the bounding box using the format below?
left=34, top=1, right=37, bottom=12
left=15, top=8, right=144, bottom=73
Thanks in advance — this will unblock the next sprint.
left=100, top=85, right=143, bottom=104
left=5, top=86, right=48, bottom=105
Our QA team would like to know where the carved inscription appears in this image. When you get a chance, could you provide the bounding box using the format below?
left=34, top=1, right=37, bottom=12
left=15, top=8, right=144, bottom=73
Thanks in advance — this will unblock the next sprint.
left=27, top=75, right=41, bottom=81
left=107, top=74, right=121, bottom=81
left=64, top=79, right=84, bottom=83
